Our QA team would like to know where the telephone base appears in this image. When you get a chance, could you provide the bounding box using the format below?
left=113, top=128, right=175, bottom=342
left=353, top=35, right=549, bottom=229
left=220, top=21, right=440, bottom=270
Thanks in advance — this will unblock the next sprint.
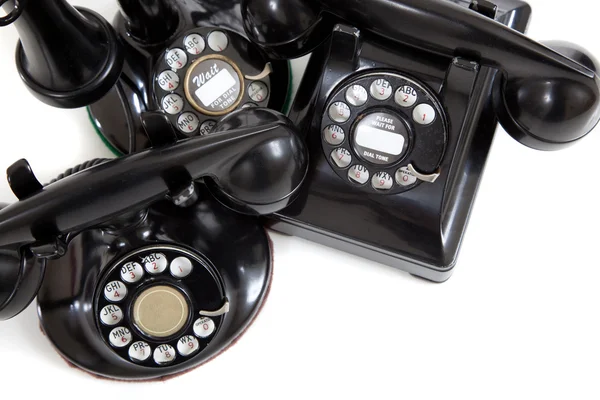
left=266, top=218, right=455, bottom=283
left=37, top=194, right=274, bottom=380
left=87, top=78, right=150, bottom=155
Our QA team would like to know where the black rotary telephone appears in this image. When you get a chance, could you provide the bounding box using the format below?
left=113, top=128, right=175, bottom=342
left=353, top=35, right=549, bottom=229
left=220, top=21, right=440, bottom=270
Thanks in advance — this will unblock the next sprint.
left=0, top=0, right=290, bottom=154
left=242, top=0, right=600, bottom=282
left=92, top=0, right=291, bottom=154
left=0, top=0, right=598, bottom=381
left=0, top=107, right=308, bottom=379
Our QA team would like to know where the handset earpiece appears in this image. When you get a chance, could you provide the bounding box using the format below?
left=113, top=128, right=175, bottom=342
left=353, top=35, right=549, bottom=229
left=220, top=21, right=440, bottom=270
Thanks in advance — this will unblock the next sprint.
left=242, top=0, right=331, bottom=59
left=0, top=108, right=308, bottom=321
left=244, top=0, right=600, bottom=148
left=207, top=108, right=308, bottom=214
left=498, top=42, right=600, bottom=150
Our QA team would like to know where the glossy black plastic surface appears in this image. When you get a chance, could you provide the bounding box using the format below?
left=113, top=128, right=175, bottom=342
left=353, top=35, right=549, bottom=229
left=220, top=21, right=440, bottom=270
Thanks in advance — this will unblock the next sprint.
left=242, top=0, right=551, bottom=282
left=498, top=40, right=600, bottom=149
left=0, top=246, right=45, bottom=322
left=242, top=0, right=330, bottom=60
left=9, top=0, right=123, bottom=108
left=243, top=0, right=600, bottom=149
left=6, top=159, right=43, bottom=200
left=118, top=0, right=179, bottom=43
left=0, top=109, right=308, bottom=320
left=37, top=190, right=272, bottom=380
left=269, top=28, right=496, bottom=282
left=88, top=0, right=291, bottom=154
left=151, top=26, right=276, bottom=139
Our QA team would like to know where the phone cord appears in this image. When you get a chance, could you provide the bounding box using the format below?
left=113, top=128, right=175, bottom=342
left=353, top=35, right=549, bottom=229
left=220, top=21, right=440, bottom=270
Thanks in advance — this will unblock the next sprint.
left=48, top=158, right=110, bottom=184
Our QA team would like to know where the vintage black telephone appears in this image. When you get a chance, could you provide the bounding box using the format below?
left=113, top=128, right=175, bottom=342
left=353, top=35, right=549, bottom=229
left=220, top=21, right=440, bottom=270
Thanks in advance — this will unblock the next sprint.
left=242, top=0, right=600, bottom=282
left=0, top=0, right=598, bottom=381
left=0, top=106, right=308, bottom=379
left=0, top=0, right=290, bottom=154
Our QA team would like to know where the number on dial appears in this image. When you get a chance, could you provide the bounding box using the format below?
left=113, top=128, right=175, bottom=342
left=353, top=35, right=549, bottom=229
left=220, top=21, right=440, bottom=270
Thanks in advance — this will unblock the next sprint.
left=345, top=84, right=368, bottom=106
left=348, top=165, right=370, bottom=184
left=323, top=125, right=345, bottom=145
left=248, top=81, right=269, bottom=103
left=370, top=79, right=392, bottom=100
left=371, top=172, right=393, bottom=190
left=184, top=34, right=205, bottom=55
left=395, top=85, right=418, bottom=107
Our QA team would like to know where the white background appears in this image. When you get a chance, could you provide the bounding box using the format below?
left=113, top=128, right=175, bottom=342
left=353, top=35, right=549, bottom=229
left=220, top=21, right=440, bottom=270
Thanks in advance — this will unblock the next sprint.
left=1, top=0, right=599, bottom=398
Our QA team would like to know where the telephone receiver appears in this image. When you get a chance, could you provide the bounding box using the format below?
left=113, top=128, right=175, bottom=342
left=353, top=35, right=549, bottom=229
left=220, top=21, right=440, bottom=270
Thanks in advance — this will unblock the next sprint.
left=1, top=0, right=290, bottom=154
left=242, top=0, right=600, bottom=149
left=0, top=108, right=308, bottom=379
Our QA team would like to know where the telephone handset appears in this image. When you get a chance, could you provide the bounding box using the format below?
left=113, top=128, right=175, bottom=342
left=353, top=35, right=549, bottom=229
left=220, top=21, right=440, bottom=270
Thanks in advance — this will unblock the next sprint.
left=0, top=108, right=308, bottom=379
left=242, top=0, right=600, bottom=281
left=1, top=0, right=290, bottom=154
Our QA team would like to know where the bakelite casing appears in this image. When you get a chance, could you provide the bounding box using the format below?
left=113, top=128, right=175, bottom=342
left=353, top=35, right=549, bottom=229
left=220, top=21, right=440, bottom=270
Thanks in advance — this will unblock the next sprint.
left=37, top=190, right=273, bottom=380
left=241, top=0, right=600, bottom=281
left=1, top=0, right=599, bottom=380
left=0, top=108, right=308, bottom=379
left=88, top=0, right=291, bottom=154
left=8, top=0, right=123, bottom=107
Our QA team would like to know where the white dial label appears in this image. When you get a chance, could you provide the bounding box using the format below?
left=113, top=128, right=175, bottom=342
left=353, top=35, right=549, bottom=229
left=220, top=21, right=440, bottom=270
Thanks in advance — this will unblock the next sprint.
left=100, top=305, right=123, bottom=326
left=120, top=262, right=144, bottom=283
left=323, top=125, right=345, bottom=146
left=177, top=335, right=200, bottom=356
left=157, top=70, right=180, bottom=91
left=413, top=103, right=436, bottom=125
left=154, top=344, right=176, bottom=365
left=143, top=252, right=168, bottom=274
left=193, top=317, right=215, bottom=338
left=199, top=120, right=216, bottom=136
left=129, top=342, right=151, bottom=362
left=372, top=172, right=393, bottom=190
left=395, top=85, right=418, bottom=107
left=248, top=81, right=269, bottom=103
left=177, top=112, right=200, bottom=134
left=328, top=102, right=351, bottom=123
left=162, top=94, right=184, bottom=115
left=109, top=327, right=132, bottom=348
left=184, top=34, right=206, bottom=55
left=370, top=79, right=392, bottom=100
left=207, top=31, right=229, bottom=52
left=104, top=281, right=127, bottom=302
left=331, top=148, right=352, bottom=168
left=396, top=167, right=418, bottom=186
left=194, top=68, right=237, bottom=107
left=170, top=257, right=193, bottom=278
left=345, top=84, right=368, bottom=106
left=165, top=48, right=188, bottom=70
left=348, top=165, right=370, bottom=185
